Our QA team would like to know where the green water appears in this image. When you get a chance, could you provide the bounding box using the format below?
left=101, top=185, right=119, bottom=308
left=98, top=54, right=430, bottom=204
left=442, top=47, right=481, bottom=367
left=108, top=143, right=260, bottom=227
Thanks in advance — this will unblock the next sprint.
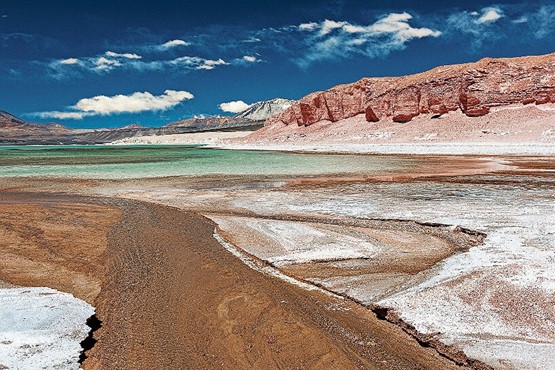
left=0, top=145, right=416, bottom=179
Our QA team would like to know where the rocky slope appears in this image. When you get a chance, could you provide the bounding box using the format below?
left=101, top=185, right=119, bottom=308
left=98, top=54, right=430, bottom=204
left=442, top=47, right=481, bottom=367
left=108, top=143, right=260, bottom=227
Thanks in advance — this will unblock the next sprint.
left=0, top=110, right=27, bottom=128
left=266, top=53, right=555, bottom=127
left=0, top=110, right=68, bottom=132
left=236, top=98, right=294, bottom=121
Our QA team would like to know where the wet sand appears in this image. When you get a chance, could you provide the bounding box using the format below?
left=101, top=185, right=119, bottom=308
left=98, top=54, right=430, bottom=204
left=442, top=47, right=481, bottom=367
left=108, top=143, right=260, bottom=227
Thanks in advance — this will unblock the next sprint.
left=0, top=192, right=460, bottom=370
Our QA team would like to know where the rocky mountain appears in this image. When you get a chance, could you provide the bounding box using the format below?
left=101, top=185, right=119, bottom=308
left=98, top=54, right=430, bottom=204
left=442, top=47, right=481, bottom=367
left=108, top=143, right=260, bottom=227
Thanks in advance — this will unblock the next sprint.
left=0, top=110, right=69, bottom=138
left=267, top=53, right=555, bottom=127
left=236, top=98, right=294, bottom=121
left=164, top=115, right=257, bottom=129
left=0, top=110, right=28, bottom=128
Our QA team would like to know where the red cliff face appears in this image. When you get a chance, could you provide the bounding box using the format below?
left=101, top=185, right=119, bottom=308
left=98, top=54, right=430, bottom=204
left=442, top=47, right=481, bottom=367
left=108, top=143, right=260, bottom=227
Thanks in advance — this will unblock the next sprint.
left=267, top=53, right=555, bottom=127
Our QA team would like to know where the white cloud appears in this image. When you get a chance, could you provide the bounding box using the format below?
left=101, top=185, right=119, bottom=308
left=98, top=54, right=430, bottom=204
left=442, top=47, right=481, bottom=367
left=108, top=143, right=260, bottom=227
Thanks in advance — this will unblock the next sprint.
left=47, top=51, right=232, bottom=77
left=242, top=37, right=262, bottom=43
left=94, top=57, right=122, bottom=71
left=446, top=7, right=506, bottom=49
left=242, top=55, right=258, bottom=63
left=370, top=12, right=441, bottom=41
left=75, top=90, right=194, bottom=114
left=514, top=16, right=528, bottom=24
left=105, top=51, right=142, bottom=59
left=35, top=111, right=90, bottom=120
left=477, top=8, right=503, bottom=24
left=173, top=56, right=228, bottom=70
left=320, top=20, right=347, bottom=35
left=160, top=39, right=190, bottom=49
left=230, top=55, right=263, bottom=66
left=292, top=13, right=441, bottom=66
left=299, top=22, right=319, bottom=31
left=35, top=90, right=194, bottom=119
left=199, top=58, right=228, bottom=70
left=219, top=100, right=251, bottom=113
left=59, top=58, right=80, bottom=65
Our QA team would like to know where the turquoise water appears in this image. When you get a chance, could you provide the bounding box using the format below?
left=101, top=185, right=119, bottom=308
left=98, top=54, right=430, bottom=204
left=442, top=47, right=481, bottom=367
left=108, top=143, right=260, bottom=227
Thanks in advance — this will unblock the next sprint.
left=0, top=145, right=416, bottom=179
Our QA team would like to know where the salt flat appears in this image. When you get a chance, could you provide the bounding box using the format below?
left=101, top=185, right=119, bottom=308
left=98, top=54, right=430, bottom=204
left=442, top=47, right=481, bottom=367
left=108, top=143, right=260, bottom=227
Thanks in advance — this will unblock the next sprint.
left=0, top=287, right=93, bottom=370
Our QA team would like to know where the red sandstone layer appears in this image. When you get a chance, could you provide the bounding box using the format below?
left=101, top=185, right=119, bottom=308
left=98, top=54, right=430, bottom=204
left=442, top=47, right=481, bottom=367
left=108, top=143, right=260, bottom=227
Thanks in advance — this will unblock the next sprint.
left=267, top=53, right=555, bottom=127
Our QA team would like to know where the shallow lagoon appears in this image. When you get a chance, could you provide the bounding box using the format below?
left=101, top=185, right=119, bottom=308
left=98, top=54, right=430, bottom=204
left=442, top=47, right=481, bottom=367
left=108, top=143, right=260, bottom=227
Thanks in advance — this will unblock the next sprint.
left=0, top=145, right=421, bottom=179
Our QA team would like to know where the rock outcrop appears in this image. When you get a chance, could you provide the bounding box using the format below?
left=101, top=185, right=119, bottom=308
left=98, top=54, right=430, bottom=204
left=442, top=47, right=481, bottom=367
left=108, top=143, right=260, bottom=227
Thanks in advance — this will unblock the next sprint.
left=266, top=53, right=555, bottom=127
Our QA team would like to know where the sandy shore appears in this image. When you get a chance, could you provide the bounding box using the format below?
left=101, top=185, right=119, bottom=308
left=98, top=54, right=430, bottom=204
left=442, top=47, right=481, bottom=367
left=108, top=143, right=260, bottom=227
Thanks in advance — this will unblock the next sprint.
left=0, top=192, right=459, bottom=370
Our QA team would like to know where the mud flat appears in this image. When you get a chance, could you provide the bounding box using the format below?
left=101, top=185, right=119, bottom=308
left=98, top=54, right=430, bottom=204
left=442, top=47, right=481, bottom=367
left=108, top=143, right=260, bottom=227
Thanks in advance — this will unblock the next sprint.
left=0, top=192, right=458, bottom=370
left=99, top=156, right=554, bottom=369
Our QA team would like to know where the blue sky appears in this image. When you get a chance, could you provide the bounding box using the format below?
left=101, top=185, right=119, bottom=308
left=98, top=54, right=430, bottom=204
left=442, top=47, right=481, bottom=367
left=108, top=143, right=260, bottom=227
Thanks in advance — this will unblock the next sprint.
left=1, top=0, right=554, bottom=128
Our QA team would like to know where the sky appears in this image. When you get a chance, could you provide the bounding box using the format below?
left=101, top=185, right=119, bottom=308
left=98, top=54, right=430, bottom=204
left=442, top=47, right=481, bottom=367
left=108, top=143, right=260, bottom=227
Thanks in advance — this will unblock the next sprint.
left=1, top=0, right=554, bottom=128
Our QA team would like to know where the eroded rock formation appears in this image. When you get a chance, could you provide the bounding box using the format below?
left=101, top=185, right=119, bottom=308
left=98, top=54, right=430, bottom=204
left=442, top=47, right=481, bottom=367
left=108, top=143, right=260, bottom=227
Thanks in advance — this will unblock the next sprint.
left=267, top=53, right=555, bottom=127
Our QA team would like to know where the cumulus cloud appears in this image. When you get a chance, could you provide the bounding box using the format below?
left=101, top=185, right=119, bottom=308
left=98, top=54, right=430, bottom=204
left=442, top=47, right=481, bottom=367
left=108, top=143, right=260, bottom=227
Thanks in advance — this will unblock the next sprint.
left=219, top=100, right=251, bottom=113
left=160, top=39, right=190, bottom=49
left=291, top=12, right=441, bottom=67
left=75, top=90, right=193, bottom=114
left=35, top=90, right=194, bottom=119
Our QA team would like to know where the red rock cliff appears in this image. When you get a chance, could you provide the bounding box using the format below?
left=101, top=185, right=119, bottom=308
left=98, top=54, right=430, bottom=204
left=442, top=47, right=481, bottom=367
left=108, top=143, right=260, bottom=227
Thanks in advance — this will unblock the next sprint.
left=267, top=53, right=555, bottom=127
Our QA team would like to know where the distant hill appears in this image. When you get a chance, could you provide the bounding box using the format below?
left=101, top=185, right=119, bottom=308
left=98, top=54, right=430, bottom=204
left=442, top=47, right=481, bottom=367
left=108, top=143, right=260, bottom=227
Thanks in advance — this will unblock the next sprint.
left=0, top=96, right=295, bottom=145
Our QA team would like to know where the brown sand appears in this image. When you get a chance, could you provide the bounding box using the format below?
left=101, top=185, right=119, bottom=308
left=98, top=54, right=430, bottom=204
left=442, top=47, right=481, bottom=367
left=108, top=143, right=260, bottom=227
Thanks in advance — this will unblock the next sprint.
left=0, top=191, right=461, bottom=370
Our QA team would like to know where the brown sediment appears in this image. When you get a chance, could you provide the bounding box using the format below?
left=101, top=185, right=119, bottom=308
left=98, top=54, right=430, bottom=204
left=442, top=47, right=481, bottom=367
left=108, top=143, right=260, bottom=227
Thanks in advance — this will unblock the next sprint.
left=285, top=155, right=510, bottom=188
left=211, top=225, right=492, bottom=370
left=0, top=192, right=120, bottom=303
left=0, top=191, right=463, bottom=370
